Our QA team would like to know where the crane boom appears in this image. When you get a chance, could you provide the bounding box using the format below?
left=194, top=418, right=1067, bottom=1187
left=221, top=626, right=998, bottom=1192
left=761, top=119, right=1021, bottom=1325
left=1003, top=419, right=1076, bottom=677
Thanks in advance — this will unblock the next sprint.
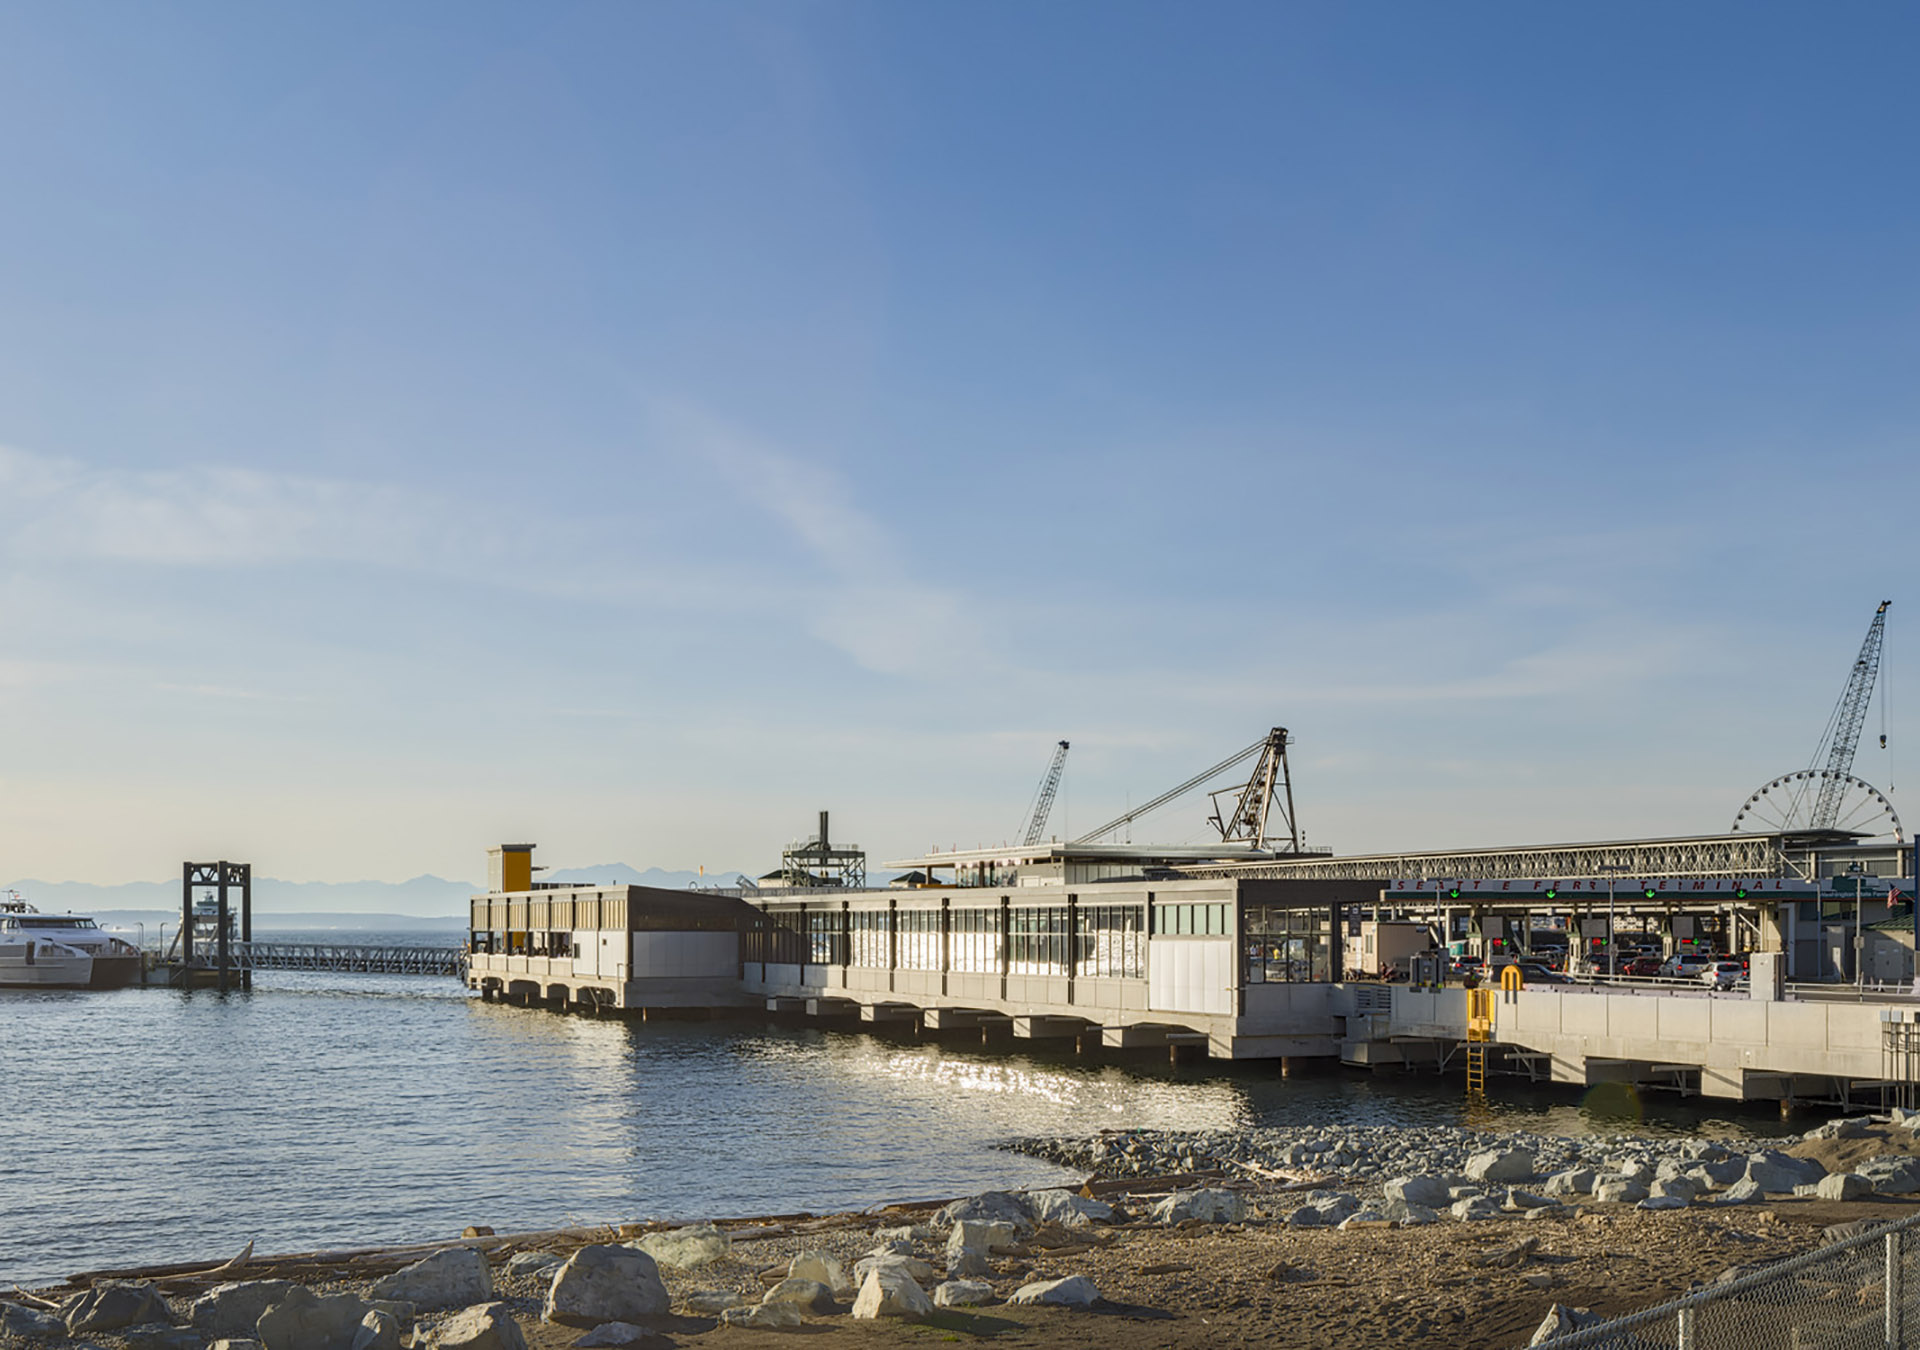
left=1019, top=741, right=1070, bottom=846
left=1809, top=601, right=1891, bottom=831
left=1073, top=734, right=1270, bottom=845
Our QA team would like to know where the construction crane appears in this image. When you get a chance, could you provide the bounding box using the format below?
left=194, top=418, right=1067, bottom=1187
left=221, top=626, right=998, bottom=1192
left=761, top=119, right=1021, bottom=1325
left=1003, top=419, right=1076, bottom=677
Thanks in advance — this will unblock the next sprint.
left=1808, top=601, right=1891, bottom=831
left=1018, top=741, right=1070, bottom=846
left=1732, top=601, right=1903, bottom=841
left=1074, top=727, right=1301, bottom=852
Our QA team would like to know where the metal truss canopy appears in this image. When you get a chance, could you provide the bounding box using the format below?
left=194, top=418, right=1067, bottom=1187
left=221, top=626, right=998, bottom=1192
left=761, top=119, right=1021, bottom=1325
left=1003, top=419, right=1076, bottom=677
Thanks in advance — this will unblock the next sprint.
left=1174, top=833, right=1795, bottom=883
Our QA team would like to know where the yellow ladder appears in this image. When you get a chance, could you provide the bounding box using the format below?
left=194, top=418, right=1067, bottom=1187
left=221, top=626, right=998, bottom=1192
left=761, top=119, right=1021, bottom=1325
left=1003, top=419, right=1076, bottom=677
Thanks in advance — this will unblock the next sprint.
left=1466, top=988, right=1494, bottom=1097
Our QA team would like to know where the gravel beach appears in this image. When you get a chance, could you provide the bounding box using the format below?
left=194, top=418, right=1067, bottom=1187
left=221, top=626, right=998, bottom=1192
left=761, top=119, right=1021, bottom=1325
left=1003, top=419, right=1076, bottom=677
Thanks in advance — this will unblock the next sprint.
left=14, top=1113, right=1920, bottom=1350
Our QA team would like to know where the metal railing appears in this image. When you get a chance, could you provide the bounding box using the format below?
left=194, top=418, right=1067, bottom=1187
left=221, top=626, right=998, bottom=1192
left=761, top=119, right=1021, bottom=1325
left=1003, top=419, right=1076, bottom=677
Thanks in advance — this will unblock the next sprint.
left=206, top=942, right=465, bottom=977
left=1532, top=1212, right=1920, bottom=1349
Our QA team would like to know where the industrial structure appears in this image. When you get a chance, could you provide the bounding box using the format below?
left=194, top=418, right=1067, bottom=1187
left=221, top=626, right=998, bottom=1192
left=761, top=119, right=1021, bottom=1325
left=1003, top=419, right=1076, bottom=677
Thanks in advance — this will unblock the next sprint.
left=465, top=610, right=1917, bottom=1102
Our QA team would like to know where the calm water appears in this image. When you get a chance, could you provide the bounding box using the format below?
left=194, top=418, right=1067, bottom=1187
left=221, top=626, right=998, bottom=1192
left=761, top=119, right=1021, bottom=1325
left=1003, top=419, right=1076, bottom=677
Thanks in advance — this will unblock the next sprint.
left=0, top=962, right=1794, bottom=1287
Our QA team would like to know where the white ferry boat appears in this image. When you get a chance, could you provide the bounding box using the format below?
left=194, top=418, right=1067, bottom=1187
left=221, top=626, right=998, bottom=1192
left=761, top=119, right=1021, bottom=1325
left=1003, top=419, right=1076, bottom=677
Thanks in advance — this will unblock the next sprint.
left=0, top=927, right=92, bottom=988
left=0, top=897, right=142, bottom=989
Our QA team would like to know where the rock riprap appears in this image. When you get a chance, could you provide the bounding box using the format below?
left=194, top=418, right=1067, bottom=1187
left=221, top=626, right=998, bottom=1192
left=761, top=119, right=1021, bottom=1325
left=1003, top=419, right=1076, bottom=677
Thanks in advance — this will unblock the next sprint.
left=65, top=1282, right=175, bottom=1336
left=369, top=1249, right=492, bottom=1312
left=543, top=1245, right=669, bottom=1328
left=255, top=1287, right=376, bottom=1350
left=850, top=1266, right=932, bottom=1321
left=425, top=1302, right=528, bottom=1350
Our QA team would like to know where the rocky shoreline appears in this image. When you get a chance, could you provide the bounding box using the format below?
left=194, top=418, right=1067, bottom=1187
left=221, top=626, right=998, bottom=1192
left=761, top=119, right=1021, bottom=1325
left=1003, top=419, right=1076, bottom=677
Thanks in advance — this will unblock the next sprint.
left=9, top=1113, right=1920, bottom=1350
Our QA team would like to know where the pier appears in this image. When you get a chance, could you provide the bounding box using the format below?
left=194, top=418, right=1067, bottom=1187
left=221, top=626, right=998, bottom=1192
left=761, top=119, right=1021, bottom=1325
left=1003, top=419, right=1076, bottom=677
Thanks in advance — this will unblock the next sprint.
left=465, top=831, right=1920, bottom=1099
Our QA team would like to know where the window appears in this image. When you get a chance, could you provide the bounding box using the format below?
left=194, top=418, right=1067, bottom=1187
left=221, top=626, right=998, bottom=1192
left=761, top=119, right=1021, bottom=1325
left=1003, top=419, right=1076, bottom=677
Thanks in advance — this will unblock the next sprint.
left=850, top=910, right=890, bottom=968
left=1242, top=904, right=1334, bottom=984
left=1009, top=907, right=1070, bottom=975
left=805, top=910, right=847, bottom=965
left=1075, top=905, right=1144, bottom=978
left=897, top=909, right=941, bottom=971
left=1156, top=903, right=1228, bottom=938
left=950, top=909, right=998, bottom=973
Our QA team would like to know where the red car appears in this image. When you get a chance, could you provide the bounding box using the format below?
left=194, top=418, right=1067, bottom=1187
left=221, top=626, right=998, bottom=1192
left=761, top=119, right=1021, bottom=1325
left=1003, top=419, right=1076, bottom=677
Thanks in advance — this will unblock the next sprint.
left=1625, top=956, right=1665, bottom=977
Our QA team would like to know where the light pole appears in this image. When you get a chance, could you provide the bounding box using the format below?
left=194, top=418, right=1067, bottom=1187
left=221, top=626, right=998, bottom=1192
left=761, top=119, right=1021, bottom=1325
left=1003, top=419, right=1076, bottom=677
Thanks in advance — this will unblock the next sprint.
left=1598, top=865, right=1632, bottom=981
left=1848, top=861, right=1866, bottom=989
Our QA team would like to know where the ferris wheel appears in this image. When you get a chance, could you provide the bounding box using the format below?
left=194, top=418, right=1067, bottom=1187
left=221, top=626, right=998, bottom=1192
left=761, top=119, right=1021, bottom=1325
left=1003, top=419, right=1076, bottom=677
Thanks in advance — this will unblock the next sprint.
left=1731, top=770, right=1903, bottom=842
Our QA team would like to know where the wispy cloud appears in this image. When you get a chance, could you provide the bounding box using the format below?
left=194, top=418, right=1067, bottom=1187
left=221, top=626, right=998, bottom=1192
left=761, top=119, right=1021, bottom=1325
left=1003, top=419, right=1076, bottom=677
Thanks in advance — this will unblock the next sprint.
left=653, top=403, right=978, bottom=675
left=155, top=682, right=314, bottom=703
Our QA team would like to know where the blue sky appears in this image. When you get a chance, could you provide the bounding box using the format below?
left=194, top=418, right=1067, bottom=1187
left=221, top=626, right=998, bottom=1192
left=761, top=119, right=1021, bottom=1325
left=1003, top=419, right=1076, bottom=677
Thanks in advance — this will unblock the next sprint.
left=0, top=4, right=1913, bottom=883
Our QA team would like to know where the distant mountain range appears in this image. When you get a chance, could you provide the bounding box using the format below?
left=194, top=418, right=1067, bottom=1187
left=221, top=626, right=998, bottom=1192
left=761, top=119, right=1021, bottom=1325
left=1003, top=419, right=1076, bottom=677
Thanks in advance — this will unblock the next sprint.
left=1, top=864, right=752, bottom=931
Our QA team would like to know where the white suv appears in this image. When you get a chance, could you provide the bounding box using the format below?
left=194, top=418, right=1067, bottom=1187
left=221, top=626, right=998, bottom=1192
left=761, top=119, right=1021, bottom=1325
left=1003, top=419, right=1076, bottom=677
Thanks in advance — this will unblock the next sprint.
left=1701, top=960, right=1746, bottom=990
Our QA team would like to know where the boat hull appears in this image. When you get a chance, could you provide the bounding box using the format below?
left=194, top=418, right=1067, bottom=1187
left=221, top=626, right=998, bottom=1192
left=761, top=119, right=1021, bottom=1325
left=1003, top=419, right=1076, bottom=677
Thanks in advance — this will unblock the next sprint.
left=0, top=948, right=94, bottom=989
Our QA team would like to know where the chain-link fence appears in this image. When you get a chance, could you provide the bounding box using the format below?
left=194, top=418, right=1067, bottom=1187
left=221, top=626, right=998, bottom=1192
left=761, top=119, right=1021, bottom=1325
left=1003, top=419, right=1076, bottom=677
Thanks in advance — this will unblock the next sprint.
left=1533, top=1211, right=1920, bottom=1349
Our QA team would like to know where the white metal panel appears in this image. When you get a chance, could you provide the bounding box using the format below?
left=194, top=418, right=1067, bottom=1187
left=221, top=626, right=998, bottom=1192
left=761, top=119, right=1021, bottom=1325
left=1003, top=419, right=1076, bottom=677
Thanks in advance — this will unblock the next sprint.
left=1148, top=938, right=1232, bottom=1014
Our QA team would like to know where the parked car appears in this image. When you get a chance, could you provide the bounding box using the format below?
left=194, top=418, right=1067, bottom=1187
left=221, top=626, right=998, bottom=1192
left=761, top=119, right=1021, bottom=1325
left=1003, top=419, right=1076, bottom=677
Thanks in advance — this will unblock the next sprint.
left=1701, top=960, right=1746, bottom=990
left=1508, top=961, right=1571, bottom=985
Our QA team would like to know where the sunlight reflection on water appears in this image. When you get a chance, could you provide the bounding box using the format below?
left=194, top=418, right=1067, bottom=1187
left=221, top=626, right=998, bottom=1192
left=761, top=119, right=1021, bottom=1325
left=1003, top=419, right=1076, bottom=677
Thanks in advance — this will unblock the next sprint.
left=0, top=971, right=1790, bottom=1285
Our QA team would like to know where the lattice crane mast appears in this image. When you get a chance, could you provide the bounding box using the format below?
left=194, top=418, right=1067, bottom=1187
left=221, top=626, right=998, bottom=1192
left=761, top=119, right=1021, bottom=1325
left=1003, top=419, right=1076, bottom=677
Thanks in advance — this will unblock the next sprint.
left=1809, top=601, right=1890, bottom=831
left=1074, top=727, right=1301, bottom=852
left=1019, top=740, right=1070, bottom=846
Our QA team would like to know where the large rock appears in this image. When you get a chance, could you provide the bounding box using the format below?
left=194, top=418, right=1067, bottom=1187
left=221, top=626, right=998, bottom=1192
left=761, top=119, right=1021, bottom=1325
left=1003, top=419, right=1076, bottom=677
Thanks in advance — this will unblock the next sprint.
left=1383, top=1175, right=1453, bottom=1208
left=933, top=1281, right=995, bottom=1309
left=1686, top=1157, right=1748, bottom=1187
left=369, top=1249, right=493, bottom=1312
left=504, top=1253, right=562, bottom=1280
left=1638, top=1195, right=1689, bottom=1211
left=1806, top=1116, right=1872, bottom=1140
left=1007, top=1276, right=1099, bottom=1307
left=1712, top=1178, right=1764, bottom=1206
left=1465, top=1149, right=1536, bottom=1184
left=424, top=1302, right=528, bottom=1350
left=1450, top=1196, right=1500, bottom=1222
left=1816, top=1172, right=1871, bottom=1202
left=543, top=1245, right=669, bottom=1328
left=946, top=1248, right=992, bottom=1279
left=67, top=1283, right=176, bottom=1336
left=1285, top=1204, right=1327, bottom=1228
left=1027, top=1189, right=1114, bottom=1228
left=1859, top=1156, right=1920, bottom=1195
left=1650, top=1176, right=1701, bottom=1202
left=1543, top=1170, right=1596, bottom=1198
left=935, top=1192, right=1033, bottom=1233
left=353, top=1309, right=403, bottom=1350
left=850, top=1267, right=932, bottom=1322
left=1591, top=1177, right=1650, bottom=1205
left=1311, top=1193, right=1361, bottom=1224
left=1, top=1303, right=64, bottom=1339
left=257, top=1287, right=377, bottom=1350
left=948, top=1220, right=1018, bottom=1255
left=190, top=1282, right=298, bottom=1340
left=627, top=1223, right=729, bottom=1271
left=788, top=1251, right=853, bottom=1298
left=1150, top=1188, right=1246, bottom=1224
left=1746, top=1150, right=1827, bottom=1194
left=123, top=1325, right=204, bottom=1350
left=854, top=1252, right=935, bottom=1284
left=1379, top=1197, right=1440, bottom=1225
left=761, top=1279, right=835, bottom=1315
